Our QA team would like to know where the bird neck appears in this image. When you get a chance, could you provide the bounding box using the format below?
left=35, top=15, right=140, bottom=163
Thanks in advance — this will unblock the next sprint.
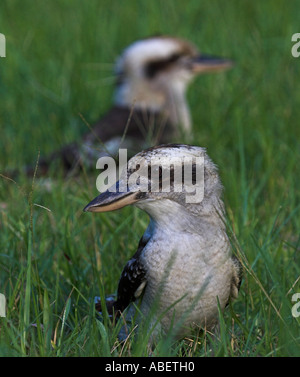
left=164, top=82, right=192, bottom=133
left=114, top=80, right=165, bottom=113
left=114, top=80, right=192, bottom=133
left=136, top=199, right=224, bottom=235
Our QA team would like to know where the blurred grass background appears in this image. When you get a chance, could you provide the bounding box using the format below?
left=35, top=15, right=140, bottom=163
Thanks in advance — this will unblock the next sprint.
left=0, top=0, right=300, bottom=356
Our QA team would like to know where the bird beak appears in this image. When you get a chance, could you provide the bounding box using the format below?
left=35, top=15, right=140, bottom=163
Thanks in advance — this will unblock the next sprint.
left=83, top=185, right=140, bottom=213
left=191, top=54, right=233, bottom=73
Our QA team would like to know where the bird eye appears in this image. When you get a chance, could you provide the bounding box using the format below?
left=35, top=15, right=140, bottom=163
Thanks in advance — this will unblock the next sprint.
left=144, top=53, right=183, bottom=78
left=168, top=53, right=182, bottom=63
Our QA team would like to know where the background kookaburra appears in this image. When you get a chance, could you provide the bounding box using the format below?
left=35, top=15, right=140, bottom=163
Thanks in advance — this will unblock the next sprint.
left=84, top=144, right=241, bottom=340
left=33, top=36, right=232, bottom=175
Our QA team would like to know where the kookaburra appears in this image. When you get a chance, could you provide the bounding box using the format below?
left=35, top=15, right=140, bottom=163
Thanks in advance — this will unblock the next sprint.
left=33, top=36, right=232, bottom=175
left=84, top=144, right=241, bottom=341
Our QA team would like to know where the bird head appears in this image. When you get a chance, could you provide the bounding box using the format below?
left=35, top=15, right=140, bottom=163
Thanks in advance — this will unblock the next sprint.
left=84, top=144, right=224, bottom=227
left=114, top=36, right=233, bottom=130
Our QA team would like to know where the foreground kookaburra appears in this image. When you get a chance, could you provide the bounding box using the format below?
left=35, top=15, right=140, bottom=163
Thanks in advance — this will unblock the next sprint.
left=84, top=144, right=241, bottom=340
left=32, top=36, right=232, bottom=175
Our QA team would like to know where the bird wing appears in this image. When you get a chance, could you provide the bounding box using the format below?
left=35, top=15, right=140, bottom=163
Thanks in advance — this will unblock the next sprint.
left=83, top=105, right=173, bottom=146
left=228, top=256, right=242, bottom=304
left=22, top=106, right=173, bottom=177
left=95, top=234, right=149, bottom=318
left=114, top=235, right=149, bottom=313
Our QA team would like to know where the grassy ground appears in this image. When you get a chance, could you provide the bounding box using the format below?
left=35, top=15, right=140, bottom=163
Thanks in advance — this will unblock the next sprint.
left=0, top=0, right=300, bottom=356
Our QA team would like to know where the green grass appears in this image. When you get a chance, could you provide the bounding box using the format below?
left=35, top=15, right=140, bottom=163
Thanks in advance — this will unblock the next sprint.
left=1, top=0, right=300, bottom=356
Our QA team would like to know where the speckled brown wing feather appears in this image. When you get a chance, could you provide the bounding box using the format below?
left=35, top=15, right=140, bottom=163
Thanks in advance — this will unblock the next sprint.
left=95, top=235, right=149, bottom=318
left=25, top=106, right=173, bottom=176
